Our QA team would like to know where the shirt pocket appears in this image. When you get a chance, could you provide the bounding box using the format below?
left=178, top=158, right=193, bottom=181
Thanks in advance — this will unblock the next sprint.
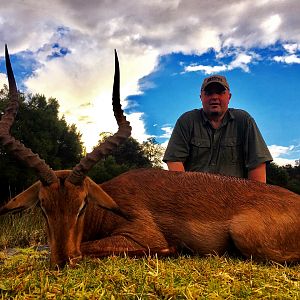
left=220, top=137, right=243, bottom=164
left=190, top=137, right=211, bottom=162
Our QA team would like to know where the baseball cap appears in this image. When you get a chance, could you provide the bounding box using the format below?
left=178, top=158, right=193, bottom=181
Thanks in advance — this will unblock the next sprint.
left=201, top=75, right=230, bottom=91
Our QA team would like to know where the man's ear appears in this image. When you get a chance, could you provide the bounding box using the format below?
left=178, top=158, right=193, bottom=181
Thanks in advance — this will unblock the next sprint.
left=0, top=181, right=41, bottom=215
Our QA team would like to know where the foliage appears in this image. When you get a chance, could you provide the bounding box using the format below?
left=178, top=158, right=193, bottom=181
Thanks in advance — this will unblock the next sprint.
left=87, top=156, right=131, bottom=183
left=142, top=137, right=165, bottom=168
left=112, top=137, right=152, bottom=168
left=88, top=135, right=164, bottom=183
left=0, top=86, right=83, bottom=202
left=267, top=162, right=300, bottom=194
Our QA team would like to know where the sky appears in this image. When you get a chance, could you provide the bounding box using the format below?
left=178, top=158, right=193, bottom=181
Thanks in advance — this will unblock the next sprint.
left=0, top=0, right=299, bottom=167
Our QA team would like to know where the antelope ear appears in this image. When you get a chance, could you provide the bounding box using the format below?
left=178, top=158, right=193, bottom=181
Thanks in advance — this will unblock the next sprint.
left=86, top=178, right=129, bottom=219
left=0, top=181, right=41, bottom=215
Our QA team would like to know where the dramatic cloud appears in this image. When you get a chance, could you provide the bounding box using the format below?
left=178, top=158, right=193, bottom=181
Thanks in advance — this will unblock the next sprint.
left=1, top=0, right=300, bottom=150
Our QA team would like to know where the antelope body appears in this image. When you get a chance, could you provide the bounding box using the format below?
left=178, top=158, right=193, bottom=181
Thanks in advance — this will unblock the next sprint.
left=1, top=45, right=300, bottom=267
left=82, top=168, right=300, bottom=263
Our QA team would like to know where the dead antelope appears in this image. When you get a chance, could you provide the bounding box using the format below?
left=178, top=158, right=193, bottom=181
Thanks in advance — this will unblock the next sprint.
left=1, top=45, right=300, bottom=268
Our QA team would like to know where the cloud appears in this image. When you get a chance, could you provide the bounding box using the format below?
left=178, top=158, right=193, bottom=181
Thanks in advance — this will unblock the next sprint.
left=274, top=54, right=300, bottom=64
left=24, top=38, right=159, bottom=151
left=260, top=14, right=282, bottom=35
left=3, top=1, right=300, bottom=58
left=268, top=145, right=295, bottom=157
left=185, top=64, right=227, bottom=75
left=0, top=1, right=295, bottom=53
left=272, top=42, right=300, bottom=64
left=126, top=112, right=151, bottom=142
left=273, top=157, right=297, bottom=166
left=0, top=73, right=6, bottom=88
left=2, top=0, right=300, bottom=149
left=283, top=43, right=300, bottom=54
left=184, top=52, right=255, bottom=75
left=268, top=144, right=298, bottom=166
left=160, top=126, right=173, bottom=139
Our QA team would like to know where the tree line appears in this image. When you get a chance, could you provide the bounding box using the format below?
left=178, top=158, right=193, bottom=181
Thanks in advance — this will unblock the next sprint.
left=267, top=162, right=300, bottom=195
left=0, top=87, right=299, bottom=204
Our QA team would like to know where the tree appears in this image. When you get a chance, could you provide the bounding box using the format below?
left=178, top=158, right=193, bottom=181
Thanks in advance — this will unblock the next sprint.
left=284, top=163, right=300, bottom=194
left=267, top=162, right=300, bottom=195
left=88, top=134, right=164, bottom=183
left=112, top=137, right=152, bottom=168
left=96, top=133, right=153, bottom=168
left=87, top=156, right=130, bottom=183
left=266, top=162, right=289, bottom=187
left=142, top=137, right=164, bottom=168
left=0, top=86, right=83, bottom=201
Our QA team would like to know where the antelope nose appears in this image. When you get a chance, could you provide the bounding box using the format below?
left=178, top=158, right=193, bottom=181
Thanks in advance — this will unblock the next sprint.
left=50, top=254, right=82, bottom=269
left=51, top=260, right=67, bottom=270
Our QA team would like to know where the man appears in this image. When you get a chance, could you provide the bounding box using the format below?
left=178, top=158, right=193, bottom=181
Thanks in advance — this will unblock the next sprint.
left=163, top=74, right=273, bottom=183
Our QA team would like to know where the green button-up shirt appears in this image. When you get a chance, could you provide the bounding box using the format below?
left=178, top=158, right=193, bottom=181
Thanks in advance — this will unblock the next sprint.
left=163, top=108, right=273, bottom=178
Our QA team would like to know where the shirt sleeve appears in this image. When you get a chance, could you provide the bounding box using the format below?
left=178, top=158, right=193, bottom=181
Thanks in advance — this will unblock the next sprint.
left=244, top=117, right=273, bottom=170
left=163, top=114, right=192, bottom=163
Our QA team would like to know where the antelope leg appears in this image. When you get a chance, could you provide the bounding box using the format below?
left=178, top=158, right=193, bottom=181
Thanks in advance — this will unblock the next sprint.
left=81, top=235, right=176, bottom=257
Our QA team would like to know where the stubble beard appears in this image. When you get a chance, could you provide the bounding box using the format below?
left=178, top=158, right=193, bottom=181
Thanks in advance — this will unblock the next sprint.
left=206, top=110, right=222, bottom=118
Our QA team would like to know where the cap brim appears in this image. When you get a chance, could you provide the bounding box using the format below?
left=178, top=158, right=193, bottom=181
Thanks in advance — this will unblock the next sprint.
left=202, top=81, right=228, bottom=91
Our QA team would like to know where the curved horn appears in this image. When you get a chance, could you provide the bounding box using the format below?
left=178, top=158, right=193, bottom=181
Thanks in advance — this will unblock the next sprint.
left=0, top=45, right=57, bottom=185
left=67, top=50, right=132, bottom=185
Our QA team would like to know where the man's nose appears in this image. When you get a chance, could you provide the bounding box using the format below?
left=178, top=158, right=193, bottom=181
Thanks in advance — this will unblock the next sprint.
left=210, top=93, right=220, bottom=99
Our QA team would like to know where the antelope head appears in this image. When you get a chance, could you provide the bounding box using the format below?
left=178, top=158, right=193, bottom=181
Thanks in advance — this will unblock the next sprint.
left=0, top=45, right=131, bottom=267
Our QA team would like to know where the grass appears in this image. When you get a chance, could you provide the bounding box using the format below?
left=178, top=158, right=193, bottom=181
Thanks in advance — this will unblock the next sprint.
left=1, top=211, right=300, bottom=299
left=0, top=207, right=46, bottom=249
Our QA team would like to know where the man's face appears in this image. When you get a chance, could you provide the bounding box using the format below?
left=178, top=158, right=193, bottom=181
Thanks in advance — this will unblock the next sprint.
left=200, top=82, right=231, bottom=118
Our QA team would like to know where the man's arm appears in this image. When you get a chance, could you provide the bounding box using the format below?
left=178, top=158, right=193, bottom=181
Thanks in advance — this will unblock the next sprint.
left=166, top=161, right=185, bottom=171
left=248, top=163, right=266, bottom=183
left=244, top=115, right=272, bottom=183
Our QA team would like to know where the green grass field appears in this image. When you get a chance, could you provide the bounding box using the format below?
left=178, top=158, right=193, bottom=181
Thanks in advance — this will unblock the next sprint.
left=1, top=209, right=300, bottom=299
